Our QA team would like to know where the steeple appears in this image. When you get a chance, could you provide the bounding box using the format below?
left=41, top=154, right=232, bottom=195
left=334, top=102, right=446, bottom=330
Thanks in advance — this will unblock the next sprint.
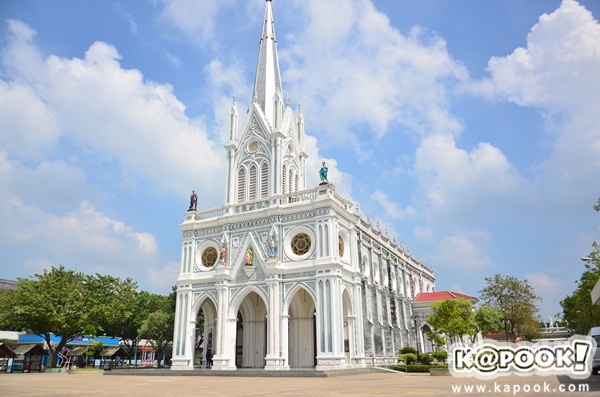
left=253, top=0, right=283, bottom=129
left=225, top=0, right=307, bottom=206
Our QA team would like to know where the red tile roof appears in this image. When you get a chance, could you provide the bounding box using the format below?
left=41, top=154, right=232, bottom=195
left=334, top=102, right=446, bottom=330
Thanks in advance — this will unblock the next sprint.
left=413, top=291, right=476, bottom=302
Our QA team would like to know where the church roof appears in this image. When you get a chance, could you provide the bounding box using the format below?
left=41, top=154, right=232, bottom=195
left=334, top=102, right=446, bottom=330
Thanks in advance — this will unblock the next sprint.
left=413, top=291, right=476, bottom=302
left=252, top=0, right=283, bottom=128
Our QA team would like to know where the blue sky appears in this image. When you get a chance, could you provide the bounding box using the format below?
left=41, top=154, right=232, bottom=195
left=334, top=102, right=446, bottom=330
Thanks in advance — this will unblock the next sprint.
left=1, top=0, right=599, bottom=319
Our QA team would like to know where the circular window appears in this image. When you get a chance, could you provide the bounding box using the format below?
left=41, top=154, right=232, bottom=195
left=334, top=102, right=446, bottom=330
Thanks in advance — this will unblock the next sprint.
left=248, top=141, right=259, bottom=153
left=339, top=236, right=344, bottom=257
left=201, top=247, right=218, bottom=267
left=291, top=233, right=311, bottom=256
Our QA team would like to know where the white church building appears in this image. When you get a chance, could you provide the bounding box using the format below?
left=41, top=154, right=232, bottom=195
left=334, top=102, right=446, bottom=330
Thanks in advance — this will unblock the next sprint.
left=171, top=0, right=436, bottom=371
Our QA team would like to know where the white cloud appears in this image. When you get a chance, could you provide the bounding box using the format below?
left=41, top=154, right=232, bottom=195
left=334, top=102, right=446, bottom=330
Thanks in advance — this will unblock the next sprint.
left=148, top=261, right=180, bottom=291
left=430, top=232, right=492, bottom=270
left=0, top=151, right=98, bottom=213
left=482, top=0, right=600, bottom=211
left=527, top=272, right=563, bottom=293
left=371, top=189, right=416, bottom=220
left=1, top=20, right=224, bottom=195
left=158, top=0, right=236, bottom=44
left=526, top=271, right=566, bottom=316
left=282, top=0, right=468, bottom=151
left=0, top=81, right=60, bottom=160
left=0, top=194, right=158, bottom=279
left=414, top=134, right=533, bottom=223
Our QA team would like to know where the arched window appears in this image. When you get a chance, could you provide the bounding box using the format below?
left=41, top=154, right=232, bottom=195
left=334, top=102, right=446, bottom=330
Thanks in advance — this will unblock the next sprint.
left=295, top=174, right=299, bottom=192
left=249, top=165, right=257, bottom=200
left=288, top=169, right=293, bottom=193
left=363, top=256, right=370, bottom=281
left=282, top=166, right=287, bottom=194
left=237, top=168, right=246, bottom=202
left=260, top=162, right=268, bottom=198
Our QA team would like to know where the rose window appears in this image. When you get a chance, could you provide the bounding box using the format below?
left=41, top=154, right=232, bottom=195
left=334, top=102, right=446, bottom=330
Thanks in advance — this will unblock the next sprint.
left=291, top=233, right=311, bottom=256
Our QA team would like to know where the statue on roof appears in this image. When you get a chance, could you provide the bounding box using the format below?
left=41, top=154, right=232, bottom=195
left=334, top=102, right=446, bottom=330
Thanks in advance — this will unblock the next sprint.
left=319, top=162, right=328, bottom=184
left=189, top=190, right=198, bottom=211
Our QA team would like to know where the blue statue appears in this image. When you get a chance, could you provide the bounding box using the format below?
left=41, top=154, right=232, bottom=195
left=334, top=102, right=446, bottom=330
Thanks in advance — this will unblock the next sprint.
left=319, top=162, right=328, bottom=183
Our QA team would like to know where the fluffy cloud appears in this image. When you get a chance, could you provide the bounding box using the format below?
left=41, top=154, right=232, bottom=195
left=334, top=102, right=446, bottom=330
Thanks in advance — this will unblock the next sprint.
left=415, top=134, right=533, bottom=223
left=371, top=189, right=416, bottom=220
left=430, top=232, right=493, bottom=270
left=0, top=194, right=158, bottom=278
left=148, top=261, right=181, bottom=291
left=484, top=0, right=600, bottom=211
left=0, top=19, right=223, bottom=291
left=1, top=19, right=223, bottom=196
left=282, top=0, right=468, bottom=152
left=158, top=0, right=228, bottom=43
left=0, top=82, right=60, bottom=160
left=526, top=271, right=566, bottom=316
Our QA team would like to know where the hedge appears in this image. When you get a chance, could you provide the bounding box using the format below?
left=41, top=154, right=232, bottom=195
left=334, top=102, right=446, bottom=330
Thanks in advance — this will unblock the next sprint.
left=392, top=364, right=432, bottom=373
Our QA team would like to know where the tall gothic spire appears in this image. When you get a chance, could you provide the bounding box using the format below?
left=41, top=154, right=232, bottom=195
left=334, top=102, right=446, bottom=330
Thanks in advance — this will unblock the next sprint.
left=252, top=0, right=283, bottom=128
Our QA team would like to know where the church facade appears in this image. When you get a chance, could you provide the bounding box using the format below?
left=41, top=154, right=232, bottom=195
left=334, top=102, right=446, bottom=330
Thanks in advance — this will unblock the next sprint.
left=170, top=0, right=435, bottom=371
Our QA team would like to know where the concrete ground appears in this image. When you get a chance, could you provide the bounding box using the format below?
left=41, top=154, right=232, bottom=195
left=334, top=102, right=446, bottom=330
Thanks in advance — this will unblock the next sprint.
left=1, top=370, right=599, bottom=396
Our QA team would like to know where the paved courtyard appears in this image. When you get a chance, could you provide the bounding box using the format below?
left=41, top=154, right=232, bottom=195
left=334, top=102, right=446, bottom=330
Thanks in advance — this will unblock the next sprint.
left=1, top=371, right=599, bottom=397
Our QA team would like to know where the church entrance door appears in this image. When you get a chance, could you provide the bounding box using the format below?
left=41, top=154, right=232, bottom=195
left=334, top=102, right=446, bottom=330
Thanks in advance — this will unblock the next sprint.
left=235, top=291, right=267, bottom=368
left=194, top=298, right=217, bottom=368
left=288, top=288, right=316, bottom=368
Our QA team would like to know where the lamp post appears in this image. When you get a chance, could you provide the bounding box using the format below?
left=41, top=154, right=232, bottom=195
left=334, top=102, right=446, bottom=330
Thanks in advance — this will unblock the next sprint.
left=411, top=315, right=420, bottom=361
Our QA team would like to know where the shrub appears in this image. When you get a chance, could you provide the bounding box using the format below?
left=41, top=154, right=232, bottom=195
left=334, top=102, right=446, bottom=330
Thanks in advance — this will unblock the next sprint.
left=418, top=353, right=433, bottom=365
left=392, top=364, right=431, bottom=373
left=432, top=349, right=448, bottom=363
left=400, top=346, right=417, bottom=355
left=398, top=353, right=417, bottom=364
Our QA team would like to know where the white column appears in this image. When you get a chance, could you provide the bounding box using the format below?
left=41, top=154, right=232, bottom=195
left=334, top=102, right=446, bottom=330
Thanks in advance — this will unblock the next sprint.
left=212, top=283, right=235, bottom=370
left=353, top=283, right=366, bottom=365
left=170, top=291, right=193, bottom=370
left=265, top=277, right=287, bottom=369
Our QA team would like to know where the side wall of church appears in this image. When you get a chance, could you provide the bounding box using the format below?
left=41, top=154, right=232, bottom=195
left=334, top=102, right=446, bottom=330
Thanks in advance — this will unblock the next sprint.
left=357, top=226, right=436, bottom=364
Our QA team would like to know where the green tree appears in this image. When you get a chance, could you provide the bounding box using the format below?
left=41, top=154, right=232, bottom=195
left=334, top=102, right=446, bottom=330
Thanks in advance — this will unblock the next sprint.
left=85, top=274, right=139, bottom=337
left=432, top=349, right=448, bottom=364
left=425, top=331, right=446, bottom=350
left=561, top=199, right=600, bottom=333
left=105, top=290, right=171, bottom=364
left=0, top=266, right=91, bottom=366
left=138, top=310, right=174, bottom=367
left=478, top=274, right=541, bottom=341
left=0, top=266, right=143, bottom=367
left=427, top=299, right=477, bottom=344
left=474, top=305, right=504, bottom=338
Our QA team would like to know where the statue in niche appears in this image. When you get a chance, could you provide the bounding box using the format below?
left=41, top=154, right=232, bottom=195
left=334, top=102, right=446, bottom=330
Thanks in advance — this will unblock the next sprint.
left=220, top=246, right=227, bottom=263
left=269, top=239, right=276, bottom=258
left=245, top=247, right=253, bottom=266
left=189, top=190, right=198, bottom=211
left=319, top=162, right=328, bottom=184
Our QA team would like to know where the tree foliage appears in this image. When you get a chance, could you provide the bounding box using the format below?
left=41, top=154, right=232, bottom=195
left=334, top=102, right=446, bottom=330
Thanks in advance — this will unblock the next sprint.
left=432, top=349, right=448, bottom=363
left=0, top=266, right=139, bottom=366
left=474, top=305, right=504, bottom=337
left=138, top=310, right=174, bottom=367
left=478, top=274, right=540, bottom=341
left=106, top=290, right=171, bottom=363
left=427, top=298, right=477, bottom=344
left=561, top=199, right=600, bottom=334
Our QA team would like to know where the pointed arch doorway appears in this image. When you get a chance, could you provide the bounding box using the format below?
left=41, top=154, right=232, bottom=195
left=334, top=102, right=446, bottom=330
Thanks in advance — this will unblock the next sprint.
left=194, top=297, right=218, bottom=368
left=287, top=287, right=316, bottom=368
left=235, top=291, right=268, bottom=368
left=342, top=288, right=355, bottom=366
